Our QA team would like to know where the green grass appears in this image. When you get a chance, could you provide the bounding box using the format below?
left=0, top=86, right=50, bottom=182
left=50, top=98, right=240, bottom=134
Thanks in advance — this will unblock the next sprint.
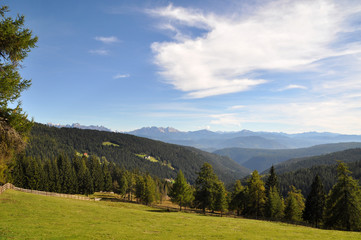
left=1, top=190, right=361, bottom=239
left=102, top=141, right=120, bottom=147
left=135, top=154, right=159, bottom=162
left=135, top=154, right=175, bottom=170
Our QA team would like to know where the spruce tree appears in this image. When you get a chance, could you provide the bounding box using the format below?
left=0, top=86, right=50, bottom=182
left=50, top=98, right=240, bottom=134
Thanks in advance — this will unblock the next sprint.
left=143, top=174, right=156, bottom=205
left=213, top=181, right=228, bottom=216
left=265, top=166, right=283, bottom=219
left=324, top=162, right=361, bottom=231
left=169, top=170, right=193, bottom=210
left=245, top=170, right=266, bottom=218
left=194, top=163, right=219, bottom=213
left=229, top=180, right=245, bottom=216
left=284, top=186, right=305, bottom=222
left=103, top=163, right=113, bottom=192
left=0, top=4, right=37, bottom=183
left=266, top=186, right=284, bottom=220
left=302, top=174, right=325, bottom=228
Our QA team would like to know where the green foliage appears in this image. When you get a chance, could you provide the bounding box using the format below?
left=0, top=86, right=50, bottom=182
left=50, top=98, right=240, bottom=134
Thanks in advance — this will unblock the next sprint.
left=244, top=170, right=266, bottom=218
left=324, top=162, right=361, bottom=231
left=0, top=3, right=37, bottom=178
left=194, top=163, right=219, bottom=213
left=168, top=170, right=194, bottom=210
left=24, top=123, right=248, bottom=185
left=213, top=181, right=228, bottom=216
left=229, top=180, right=245, bottom=216
left=302, top=174, right=325, bottom=227
left=266, top=186, right=285, bottom=220
left=284, top=186, right=305, bottom=222
left=265, top=166, right=284, bottom=219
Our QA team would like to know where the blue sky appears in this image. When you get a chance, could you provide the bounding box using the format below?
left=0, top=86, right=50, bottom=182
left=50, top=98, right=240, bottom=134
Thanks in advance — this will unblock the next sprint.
left=6, top=0, right=361, bottom=133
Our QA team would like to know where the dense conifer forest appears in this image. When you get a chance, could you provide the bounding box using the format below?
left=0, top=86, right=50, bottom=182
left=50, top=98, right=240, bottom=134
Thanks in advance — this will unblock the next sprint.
left=20, top=123, right=250, bottom=184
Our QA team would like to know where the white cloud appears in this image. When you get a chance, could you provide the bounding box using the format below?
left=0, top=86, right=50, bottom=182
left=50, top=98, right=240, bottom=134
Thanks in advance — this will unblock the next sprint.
left=89, top=49, right=109, bottom=55
left=210, top=114, right=241, bottom=127
left=278, top=84, right=307, bottom=91
left=150, top=1, right=361, bottom=98
left=113, top=74, right=130, bottom=79
left=95, top=36, right=119, bottom=44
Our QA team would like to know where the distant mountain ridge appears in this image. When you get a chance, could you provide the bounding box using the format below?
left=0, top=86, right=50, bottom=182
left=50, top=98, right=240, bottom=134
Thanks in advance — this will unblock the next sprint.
left=215, top=142, right=361, bottom=172
left=47, top=123, right=112, bottom=132
left=128, top=126, right=361, bottom=151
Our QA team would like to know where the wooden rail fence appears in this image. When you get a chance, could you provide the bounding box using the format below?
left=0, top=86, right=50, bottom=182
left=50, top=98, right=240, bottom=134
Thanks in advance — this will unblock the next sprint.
left=0, top=183, right=100, bottom=201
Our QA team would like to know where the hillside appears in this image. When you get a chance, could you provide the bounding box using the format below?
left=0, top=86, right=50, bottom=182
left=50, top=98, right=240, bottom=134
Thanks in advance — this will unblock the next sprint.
left=24, top=124, right=250, bottom=184
left=1, top=190, right=360, bottom=239
left=276, top=160, right=361, bottom=198
left=214, top=142, right=361, bottom=172
left=271, top=148, right=361, bottom=175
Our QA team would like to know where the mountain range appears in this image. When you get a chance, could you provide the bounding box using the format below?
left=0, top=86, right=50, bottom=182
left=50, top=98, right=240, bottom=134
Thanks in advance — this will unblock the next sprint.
left=127, top=126, right=361, bottom=151
left=215, top=142, right=361, bottom=172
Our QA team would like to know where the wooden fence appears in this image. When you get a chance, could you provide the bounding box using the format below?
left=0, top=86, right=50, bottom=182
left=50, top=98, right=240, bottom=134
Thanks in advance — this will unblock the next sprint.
left=0, top=183, right=100, bottom=201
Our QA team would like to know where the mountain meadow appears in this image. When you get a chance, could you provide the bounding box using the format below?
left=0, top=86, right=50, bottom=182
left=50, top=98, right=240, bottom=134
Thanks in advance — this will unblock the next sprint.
left=1, top=190, right=361, bottom=240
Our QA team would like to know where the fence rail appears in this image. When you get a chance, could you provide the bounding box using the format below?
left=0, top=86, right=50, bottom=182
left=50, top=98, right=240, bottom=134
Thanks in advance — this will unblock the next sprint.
left=0, top=183, right=98, bottom=201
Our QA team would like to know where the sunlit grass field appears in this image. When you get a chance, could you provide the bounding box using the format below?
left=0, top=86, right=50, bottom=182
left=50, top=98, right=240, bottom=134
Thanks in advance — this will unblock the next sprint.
left=1, top=190, right=360, bottom=239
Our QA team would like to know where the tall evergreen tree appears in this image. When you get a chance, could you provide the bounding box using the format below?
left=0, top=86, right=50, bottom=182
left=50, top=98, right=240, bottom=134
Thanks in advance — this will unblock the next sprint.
left=213, top=181, right=228, bottom=216
left=265, top=166, right=283, bottom=219
left=169, top=170, right=194, bottom=210
left=103, top=163, right=113, bottom=192
left=265, top=166, right=279, bottom=196
left=88, top=156, right=104, bottom=192
left=284, top=186, right=305, bottom=222
left=302, top=174, right=325, bottom=228
left=266, top=186, right=284, bottom=220
left=324, top=162, right=361, bottom=231
left=229, top=180, right=245, bottom=216
left=0, top=4, right=37, bottom=183
left=194, top=163, right=219, bottom=213
left=143, top=174, right=156, bottom=205
left=245, top=170, right=266, bottom=218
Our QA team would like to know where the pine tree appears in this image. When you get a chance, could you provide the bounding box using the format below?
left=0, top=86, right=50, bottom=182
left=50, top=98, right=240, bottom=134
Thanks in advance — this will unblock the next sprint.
left=88, top=156, right=104, bottom=192
left=302, top=174, right=325, bottom=228
left=265, top=166, right=283, bottom=219
left=213, top=181, right=228, bottom=216
left=169, top=170, right=194, bottom=210
left=143, top=174, right=156, bottom=205
left=0, top=4, right=38, bottom=183
left=265, top=166, right=279, bottom=196
left=135, top=175, right=145, bottom=203
left=324, top=162, right=361, bottom=231
left=245, top=170, right=266, bottom=218
left=103, top=163, right=113, bottom=192
left=284, top=186, right=305, bottom=222
left=26, top=157, right=41, bottom=190
left=194, top=163, right=219, bottom=213
left=266, top=186, right=285, bottom=220
left=229, top=180, right=245, bottom=216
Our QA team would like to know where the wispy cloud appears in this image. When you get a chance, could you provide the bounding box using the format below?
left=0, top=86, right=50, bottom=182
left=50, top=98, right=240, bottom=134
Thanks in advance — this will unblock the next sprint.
left=149, top=1, right=361, bottom=98
left=89, top=49, right=109, bottom=56
left=95, top=36, right=120, bottom=44
left=278, top=84, right=307, bottom=91
left=113, top=74, right=130, bottom=79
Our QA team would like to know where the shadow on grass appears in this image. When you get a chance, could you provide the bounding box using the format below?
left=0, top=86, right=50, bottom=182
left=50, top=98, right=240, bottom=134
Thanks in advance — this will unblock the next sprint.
left=147, top=209, right=177, bottom=213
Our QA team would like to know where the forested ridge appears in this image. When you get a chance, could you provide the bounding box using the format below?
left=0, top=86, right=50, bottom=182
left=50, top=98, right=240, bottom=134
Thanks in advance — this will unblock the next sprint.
left=23, top=123, right=250, bottom=184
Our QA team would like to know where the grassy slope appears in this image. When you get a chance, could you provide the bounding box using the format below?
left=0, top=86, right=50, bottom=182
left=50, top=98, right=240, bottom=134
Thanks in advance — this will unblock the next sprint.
left=1, top=191, right=360, bottom=240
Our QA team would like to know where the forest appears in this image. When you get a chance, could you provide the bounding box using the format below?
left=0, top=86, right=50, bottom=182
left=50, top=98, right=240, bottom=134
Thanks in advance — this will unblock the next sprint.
left=9, top=152, right=361, bottom=232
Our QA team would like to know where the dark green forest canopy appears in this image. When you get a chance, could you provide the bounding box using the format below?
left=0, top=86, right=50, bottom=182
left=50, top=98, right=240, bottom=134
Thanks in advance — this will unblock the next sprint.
left=24, top=123, right=250, bottom=184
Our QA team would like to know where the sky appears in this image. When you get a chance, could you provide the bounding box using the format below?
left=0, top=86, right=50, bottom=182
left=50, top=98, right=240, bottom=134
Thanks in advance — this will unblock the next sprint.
left=5, top=0, right=361, bottom=133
